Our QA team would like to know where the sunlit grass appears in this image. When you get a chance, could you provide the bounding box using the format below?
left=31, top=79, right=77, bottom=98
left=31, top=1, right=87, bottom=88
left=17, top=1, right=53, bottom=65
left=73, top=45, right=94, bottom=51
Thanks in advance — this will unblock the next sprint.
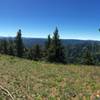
left=0, top=54, right=100, bottom=99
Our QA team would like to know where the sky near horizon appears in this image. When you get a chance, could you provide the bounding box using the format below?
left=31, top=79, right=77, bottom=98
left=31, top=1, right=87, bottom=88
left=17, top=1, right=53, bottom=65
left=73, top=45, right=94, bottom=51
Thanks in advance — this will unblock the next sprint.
left=0, top=0, right=100, bottom=40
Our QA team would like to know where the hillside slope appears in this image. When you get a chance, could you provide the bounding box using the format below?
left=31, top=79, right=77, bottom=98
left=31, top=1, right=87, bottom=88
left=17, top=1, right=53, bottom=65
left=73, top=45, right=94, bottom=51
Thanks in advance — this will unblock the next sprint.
left=0, top=55, right=100, bottom=100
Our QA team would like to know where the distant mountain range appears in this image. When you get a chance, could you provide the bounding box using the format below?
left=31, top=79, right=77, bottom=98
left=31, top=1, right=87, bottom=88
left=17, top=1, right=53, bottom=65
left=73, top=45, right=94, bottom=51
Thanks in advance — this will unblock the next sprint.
left=23, top=38, right=100, bottom=47
left=0, top=37, right=100, bottom=47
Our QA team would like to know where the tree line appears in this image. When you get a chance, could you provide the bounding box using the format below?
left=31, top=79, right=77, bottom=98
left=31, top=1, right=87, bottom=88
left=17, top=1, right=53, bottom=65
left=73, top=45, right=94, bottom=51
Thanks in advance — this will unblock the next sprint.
left=0, top=28, right=100, bottom=65
left=0, top=28, right=66, bottom=63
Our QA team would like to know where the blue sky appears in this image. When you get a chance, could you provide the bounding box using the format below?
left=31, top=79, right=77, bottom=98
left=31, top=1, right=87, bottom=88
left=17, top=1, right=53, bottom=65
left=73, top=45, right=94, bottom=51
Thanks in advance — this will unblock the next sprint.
left=0, top=0, right=100, bottom=40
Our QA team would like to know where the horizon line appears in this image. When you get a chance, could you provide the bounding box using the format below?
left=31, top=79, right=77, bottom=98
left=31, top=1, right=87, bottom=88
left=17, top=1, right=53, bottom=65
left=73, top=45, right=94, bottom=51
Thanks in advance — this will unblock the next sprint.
left=0, top=36, right=100, bottom=41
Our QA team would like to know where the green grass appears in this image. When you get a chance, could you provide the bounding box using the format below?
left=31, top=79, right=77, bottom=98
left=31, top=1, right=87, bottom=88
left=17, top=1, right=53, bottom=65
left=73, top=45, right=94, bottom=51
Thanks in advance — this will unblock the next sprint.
left=0, top=54, right=100, bottom=100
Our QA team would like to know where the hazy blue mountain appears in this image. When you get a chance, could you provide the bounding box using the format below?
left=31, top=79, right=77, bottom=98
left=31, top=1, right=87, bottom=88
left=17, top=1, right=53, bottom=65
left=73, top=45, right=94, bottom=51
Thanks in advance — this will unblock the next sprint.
left=0, top=37, right=100, bottom=47
left=23, top=38, right=100, bottom=47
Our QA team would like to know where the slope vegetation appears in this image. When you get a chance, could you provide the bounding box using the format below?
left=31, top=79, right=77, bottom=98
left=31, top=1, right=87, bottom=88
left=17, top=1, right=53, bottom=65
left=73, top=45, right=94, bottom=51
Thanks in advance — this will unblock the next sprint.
left=0, top=55, right=100, bottom=100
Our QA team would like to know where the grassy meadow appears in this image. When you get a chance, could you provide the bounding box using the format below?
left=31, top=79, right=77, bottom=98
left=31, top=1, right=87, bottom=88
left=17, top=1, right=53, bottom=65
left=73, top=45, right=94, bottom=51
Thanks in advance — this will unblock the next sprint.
left=0, top=54, right=100, bottom=100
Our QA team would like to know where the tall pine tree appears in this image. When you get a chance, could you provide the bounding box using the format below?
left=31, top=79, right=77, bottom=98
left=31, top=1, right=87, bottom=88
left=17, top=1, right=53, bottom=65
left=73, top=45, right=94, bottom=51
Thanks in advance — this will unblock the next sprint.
left=44, top=34, right=51, bottom=58
left=46, top=27, right=66, bottom=63
left=45, top=34, right=51, bottom=49
left=15, top=29, right=24, bottom=57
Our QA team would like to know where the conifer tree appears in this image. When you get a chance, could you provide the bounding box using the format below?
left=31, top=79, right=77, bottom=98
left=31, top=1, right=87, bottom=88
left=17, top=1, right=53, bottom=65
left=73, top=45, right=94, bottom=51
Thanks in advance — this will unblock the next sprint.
left=82, top=47, right=94, bottom=65
left=33, top=44, right=42, bottom=61
left=28, top=47, right=34, bottom=60
left=44, top=34, right=51, bottom=58
left=45, top=34, right=51, bottom=49
left=2, top=39, right=8, bottom=54
left=15, top=29, right=24, bottom=57
left=8, top=39, right=14, bottom=56
left=28, top=44, right=42, bottom=61
left=46, top=27, right=66, bottom=63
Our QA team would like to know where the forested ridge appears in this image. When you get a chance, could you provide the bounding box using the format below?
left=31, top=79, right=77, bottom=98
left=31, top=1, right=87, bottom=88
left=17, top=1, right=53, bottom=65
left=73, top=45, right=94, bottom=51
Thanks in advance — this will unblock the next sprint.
left=0, top=28, right=100, bottom=65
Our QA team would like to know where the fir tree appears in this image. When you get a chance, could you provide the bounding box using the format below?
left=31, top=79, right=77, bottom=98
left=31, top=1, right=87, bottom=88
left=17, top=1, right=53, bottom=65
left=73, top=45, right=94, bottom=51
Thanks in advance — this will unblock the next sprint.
left=2, top=39, right=8, bottom=54
left=82, top=47, right=94, bottom=65
left=33, top=44, right=42, bottom=61
left=15, top=29, right=24, bottom=57
left=44, top=34, right=51, bottom=58
left=28, top=47, right=34, bottom=60
left=8, top=39, right=14, bottom=56
left=46, top=27, right=66, bottom=63
left=45, top=34, right=51, bottom=49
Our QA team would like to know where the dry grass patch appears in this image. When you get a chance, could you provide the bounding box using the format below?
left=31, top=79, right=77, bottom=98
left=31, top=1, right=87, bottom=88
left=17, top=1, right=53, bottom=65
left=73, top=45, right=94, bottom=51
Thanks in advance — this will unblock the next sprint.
left=0, top=55, right=100, bottom=99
